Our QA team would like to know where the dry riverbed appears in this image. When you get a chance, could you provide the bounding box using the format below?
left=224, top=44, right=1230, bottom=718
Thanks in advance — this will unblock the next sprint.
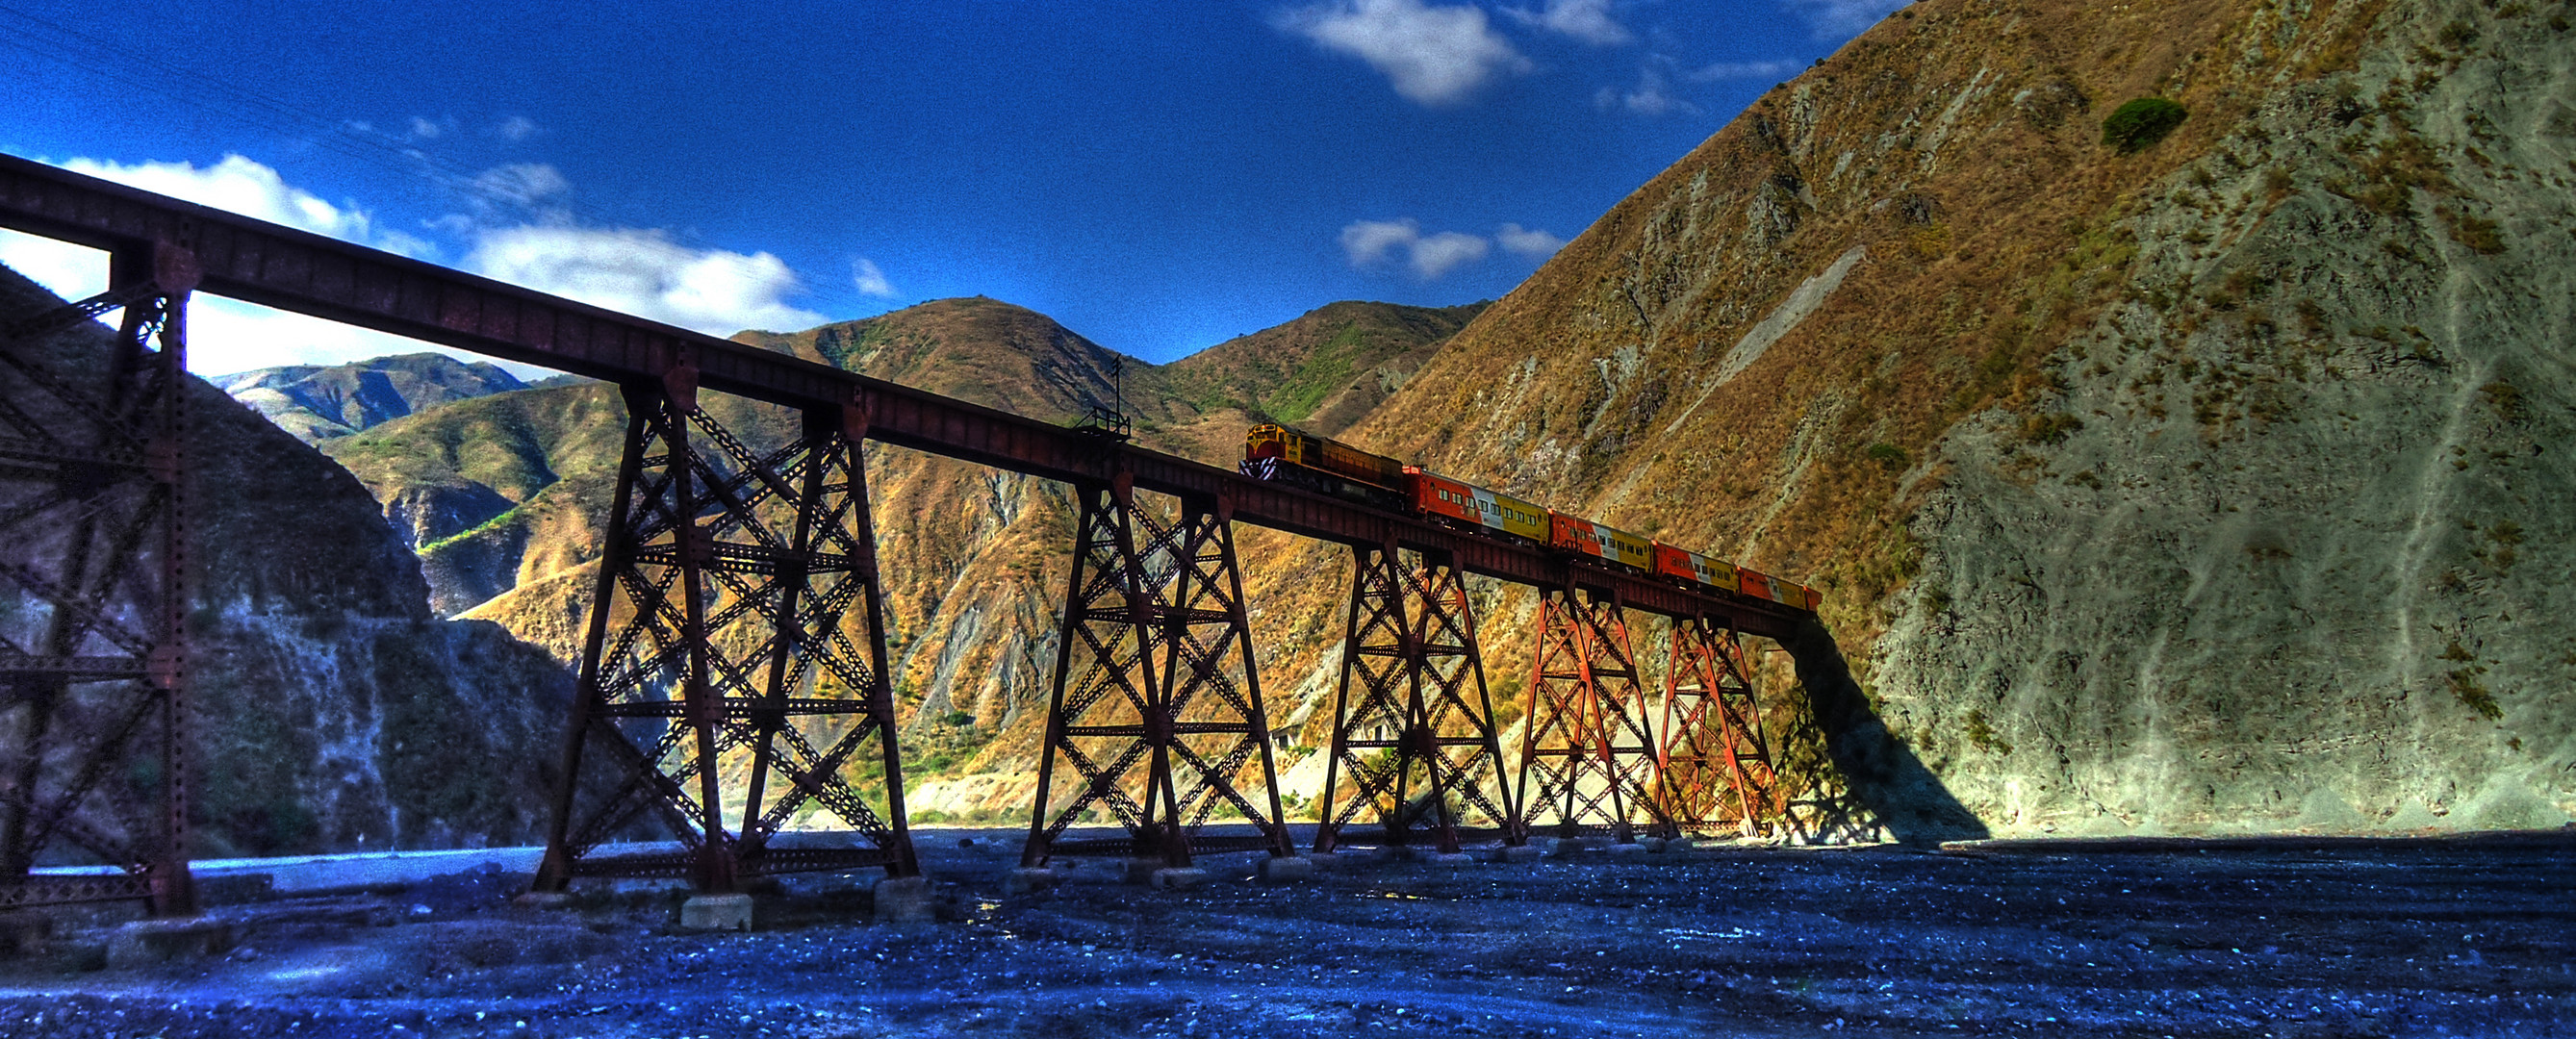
left=1, top=828, right=2570, bottom=1037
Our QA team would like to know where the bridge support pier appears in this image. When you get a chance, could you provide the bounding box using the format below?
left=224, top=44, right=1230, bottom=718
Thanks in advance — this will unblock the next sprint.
left=1657, top=616, right=1781, bottom=836
left=1021, top=475, right=1292, bottom=870
left=1517, top=585, right=1670, bottom=844
left=533, top=367, right=915, bottom=895
left=1313, top=545, right=1518, bottom=855
left=0, top=242, right=201, bottom=917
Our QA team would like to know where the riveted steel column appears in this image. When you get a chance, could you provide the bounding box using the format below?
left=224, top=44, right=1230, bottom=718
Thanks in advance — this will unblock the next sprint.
left=1658, top=616, right=1780, bottom=835
left=0, top=241, right=199, bottom=915
left=1518, top=584, right=1667, bottom=843
left=1022, top=477, right=1290, bottom=868
left=1314, top=545, right=1515, bottom=854
left=533, top=377, right=915, bottom=893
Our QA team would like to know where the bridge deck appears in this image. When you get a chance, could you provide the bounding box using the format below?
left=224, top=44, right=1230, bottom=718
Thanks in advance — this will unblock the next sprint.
left=0, top=153, right=1811, bottom=635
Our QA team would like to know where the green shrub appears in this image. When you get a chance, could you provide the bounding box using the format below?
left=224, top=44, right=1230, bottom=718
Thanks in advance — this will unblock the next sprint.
left=2102, top=97, right=2189, bottom=154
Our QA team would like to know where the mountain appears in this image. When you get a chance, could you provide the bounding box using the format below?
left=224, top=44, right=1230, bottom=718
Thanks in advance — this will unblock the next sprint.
left=0, top=266, right=573, bottom=858
left=1339, top=0, right=2575, bottom=837
left=1161, top=300, right=1486, bottom=435
left=222, top=0, right=2576, bottom=844
left=212, top=353, right=528, bottom=443
left=293, top=296, right=1482, bottom=822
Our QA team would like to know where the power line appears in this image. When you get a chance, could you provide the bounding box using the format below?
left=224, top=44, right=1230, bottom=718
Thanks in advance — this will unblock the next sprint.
left=0, top=4, right=879, bottom=321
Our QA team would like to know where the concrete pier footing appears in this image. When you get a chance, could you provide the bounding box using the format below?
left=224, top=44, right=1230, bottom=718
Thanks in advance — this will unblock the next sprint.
left=1149, top=868, right=1209, bottom=891
left=678, top=893, right=753, bottom=931
left=1257, top=856, right=1314, bottom=882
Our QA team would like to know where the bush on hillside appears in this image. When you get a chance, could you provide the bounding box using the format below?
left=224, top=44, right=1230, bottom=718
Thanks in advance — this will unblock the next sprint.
left=2102, top=97, right=2189, bottom=154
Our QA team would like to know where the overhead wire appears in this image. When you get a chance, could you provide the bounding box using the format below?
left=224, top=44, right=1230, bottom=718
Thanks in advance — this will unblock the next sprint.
left=0, top=3, right=879, bottom=321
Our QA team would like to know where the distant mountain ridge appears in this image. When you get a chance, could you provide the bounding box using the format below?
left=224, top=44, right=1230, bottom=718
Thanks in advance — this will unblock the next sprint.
left=1161, top=299, right=1486, bottom=435
left=284, top=294, right=1484, bottom=821
left=213, top=353, right=528, bottom=443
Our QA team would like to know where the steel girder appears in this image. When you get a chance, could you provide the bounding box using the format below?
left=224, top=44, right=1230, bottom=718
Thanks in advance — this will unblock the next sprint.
left=1313, top=545, right=1518, bottom=854
left=1655, top=616, right=1782, bottom=836
left=533, top=374, right=915, bottom=893
left=1518, top=586, right=1669, bottom=843
left=0, top=242, right=199, bottom=915
left=1021, top=476, right=1291, bottom=868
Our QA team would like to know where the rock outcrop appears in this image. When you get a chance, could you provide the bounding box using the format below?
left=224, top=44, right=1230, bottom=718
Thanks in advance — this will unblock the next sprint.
left=1, top=266, right=573, bottom=857
left=1351, top=0, right=2575, bottom=837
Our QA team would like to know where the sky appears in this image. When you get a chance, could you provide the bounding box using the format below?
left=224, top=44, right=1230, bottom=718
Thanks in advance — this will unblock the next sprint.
left=0, top=0, right=1908, bottom=377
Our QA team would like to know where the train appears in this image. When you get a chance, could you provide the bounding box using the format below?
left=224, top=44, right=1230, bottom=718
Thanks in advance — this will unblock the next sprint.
left=1241, top=423, right=1821, bottom=612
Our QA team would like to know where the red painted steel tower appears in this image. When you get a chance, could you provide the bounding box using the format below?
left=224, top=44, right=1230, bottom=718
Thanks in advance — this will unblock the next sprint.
left=1655, top=615, right=1782, bottom=835
left=1518, top=585, right=1671, bottom=843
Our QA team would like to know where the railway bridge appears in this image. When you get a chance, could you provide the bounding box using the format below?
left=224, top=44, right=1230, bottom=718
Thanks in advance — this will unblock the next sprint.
left=0, top=154, right=1831, bottom=917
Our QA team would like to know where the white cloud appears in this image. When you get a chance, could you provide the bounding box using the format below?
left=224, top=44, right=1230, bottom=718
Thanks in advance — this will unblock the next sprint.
left=1495, top=223, right=1567, bottom=259
left=851, top=257, right=897, bottom=298
left=495, top=115, right=541, bottom=141
left=1595, top=65, right=1697, bottom=115
left=186, top=297, right=542, bottom=378
left=468, top=163, right=574, bottom=220
left=1783, top=0, right=1910, bottom=36
left=466, top=225, right=825, bottom=336
left=0, top=229, right=523, bottom=377
left=0, top=228, right=107, bottom=301
left=1408, top=231, right=1489, bottom=279
left=1274, top=0, right=1533, bottom=106
left=1686, top=58, right=1802, bottom=82
left=59, top=154, right=394, bottom=248
left=1339, top=218, right=1492, bottom=280
left=1504, top=0, right=1632, bottom=45
left=1340, top=218, right=1422, bottom=267
left=410, top=116, right=444, bottom=139
left=1, top=154, right=807, bottom=374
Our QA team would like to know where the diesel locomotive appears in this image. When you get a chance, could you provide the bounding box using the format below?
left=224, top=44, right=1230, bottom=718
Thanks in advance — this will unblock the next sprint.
left=1241, top=423, right=1820, bottom=611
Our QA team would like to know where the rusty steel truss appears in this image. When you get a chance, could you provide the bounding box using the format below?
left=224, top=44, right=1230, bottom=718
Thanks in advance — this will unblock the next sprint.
left=1313, top=545, right=1518, bottom=854
left=0, top=158, right=1836, bottom=900
left=1655, top=616, right=1782, bottom=835
left=1022, top=476, right=1291, bottom=868
left=533, top=369, right=915, bottom=893
left=0, top=242, right=199, bottom=914
left=1518, top=586, right=1670, bottom=843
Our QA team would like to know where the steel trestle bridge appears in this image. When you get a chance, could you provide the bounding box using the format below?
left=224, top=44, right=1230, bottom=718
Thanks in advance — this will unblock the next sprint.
left=0, top=154, right=1817, bottom=913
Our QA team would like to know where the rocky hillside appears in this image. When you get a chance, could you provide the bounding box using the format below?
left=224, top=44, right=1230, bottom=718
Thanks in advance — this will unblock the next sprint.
left=0, top=266, right=573, bottom=858
left=1343, top=0, right=2575, bottom=838
left=299, top=297, right=1485, bottom=822
left=212, top=353, right=528, bottom=443
left=1160, top=300, right=1486, bottom=435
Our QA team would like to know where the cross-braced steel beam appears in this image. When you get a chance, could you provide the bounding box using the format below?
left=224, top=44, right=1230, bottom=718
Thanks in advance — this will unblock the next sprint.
left=1518, top=586, right=1669, bottom=843
left=1022, top=476, right=1291, bottom=868
left=1313, top=545, right=1518, bottom=854
left=0, top=242, right=199, bottom=915
left=533, top=367, right=915, bottom=893
left=1655, top=616, right=1781, bottom=836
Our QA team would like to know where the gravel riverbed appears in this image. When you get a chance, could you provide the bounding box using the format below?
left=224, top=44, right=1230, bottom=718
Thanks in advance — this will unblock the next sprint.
left=1, top=828, right=2568, bottom=1038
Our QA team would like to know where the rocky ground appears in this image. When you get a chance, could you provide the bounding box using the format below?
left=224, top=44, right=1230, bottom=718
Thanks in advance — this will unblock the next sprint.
left=0, top=827, right=2569, bottom=1038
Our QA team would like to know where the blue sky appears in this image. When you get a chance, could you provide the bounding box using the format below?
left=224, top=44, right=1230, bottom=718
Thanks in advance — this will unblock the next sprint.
left=0, top=0, right=1905, bottom=376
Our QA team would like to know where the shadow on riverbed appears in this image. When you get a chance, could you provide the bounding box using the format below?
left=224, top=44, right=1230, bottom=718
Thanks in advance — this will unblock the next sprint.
left=1782, top=619, right=1988, bottom=846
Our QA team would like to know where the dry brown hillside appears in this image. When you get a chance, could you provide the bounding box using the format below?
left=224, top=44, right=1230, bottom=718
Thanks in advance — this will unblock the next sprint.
left=1335, top=0, right=2575, bottom=837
